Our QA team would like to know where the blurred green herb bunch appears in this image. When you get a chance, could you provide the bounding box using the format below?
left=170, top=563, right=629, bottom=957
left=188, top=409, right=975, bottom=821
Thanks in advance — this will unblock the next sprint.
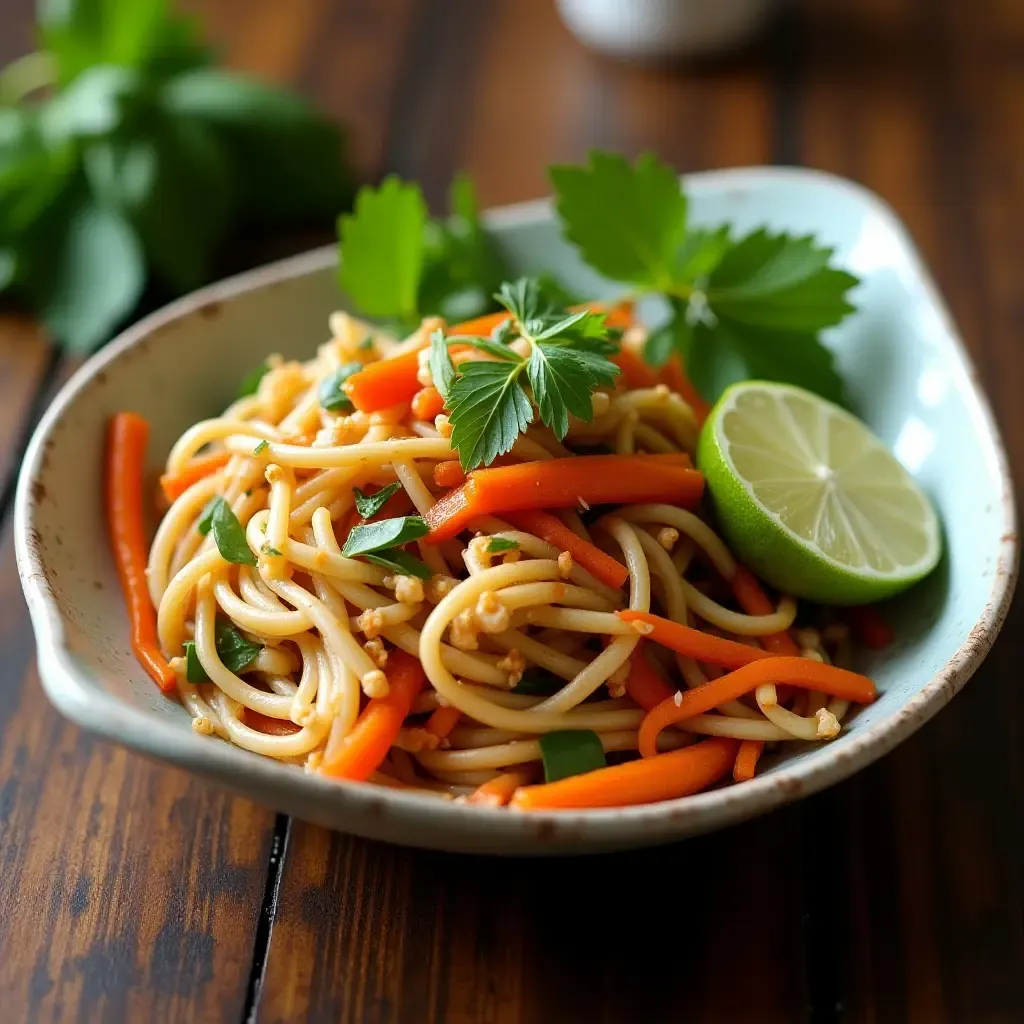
left=0, top=0, right=352, bottom=350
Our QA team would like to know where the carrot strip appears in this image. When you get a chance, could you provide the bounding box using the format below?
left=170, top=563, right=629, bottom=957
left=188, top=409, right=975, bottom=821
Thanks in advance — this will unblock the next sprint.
left=411, top=385, right=445, bottom=421
left=638, top=657, right=876, bottom=758
left=730, top=565, right=800, bottom=656
left=159, top=450, right=232, bottom=503
left=612, top=347, right=659, bottom=389
left=659, top=357, right=710, bottom=424
left=244, top=709, right=301, bottom=736
left=432, top=460, right=466, bottom=488
left=846, top=605, right=894, bottom=650
left=448, top=310, right=512, bottom=336
left=467, top=770, right=533, bottom=808
left=733, top=740, right=764, bottom=782
left=320, top=651, right=427, bottom=780
left=425, top=454, right=703, bottom=542
left=510, top=738, right=739, bottom=811
left=106, top=412, right=177, bottom=693
left=504, top=509, right=629, bottom=589
left=624, top=644, right=675, bottom=710
left=617, top=610, right=774, bottom=669
left=424, top=704, right=461, bottom=740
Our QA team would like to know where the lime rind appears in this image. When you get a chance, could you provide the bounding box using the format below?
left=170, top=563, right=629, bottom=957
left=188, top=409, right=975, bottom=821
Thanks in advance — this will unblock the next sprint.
left=697, top=381, right=942, bottom=605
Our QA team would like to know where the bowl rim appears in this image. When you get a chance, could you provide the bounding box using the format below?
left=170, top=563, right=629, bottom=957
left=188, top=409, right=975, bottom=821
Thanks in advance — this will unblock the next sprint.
left=14, top=165, right=1020, bottom=848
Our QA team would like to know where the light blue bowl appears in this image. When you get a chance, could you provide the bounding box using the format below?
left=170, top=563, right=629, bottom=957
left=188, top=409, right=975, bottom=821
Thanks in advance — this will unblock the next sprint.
left=15, top=167, right=1018, bottom=855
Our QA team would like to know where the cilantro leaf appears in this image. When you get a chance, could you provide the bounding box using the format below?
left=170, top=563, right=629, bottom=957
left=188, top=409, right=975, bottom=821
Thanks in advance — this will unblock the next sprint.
left=342, top=515, right=429, bottom=557
left=549, top=151, right=688, bottom=288
left=528, top=344, right=600, bottom=440
left=208, top=497, right=257, bottom=565
left=183, top=621, right=262, bottom=682
left=184, top=642, right=207, bottom=683
left=196, top=497, right=217, bottom=535
left=363, top=549, right=433, bottom=580
left=352, top=482, right=402, bottom=520
left=428, top=328, right=456, bottom=401
left=318, top=362, right=362, bottom=412
left=447, top=360, right=533, bottom=471
left=706, top=229, right=858, bottom=332
left=338, top=176, right=426, bottom=320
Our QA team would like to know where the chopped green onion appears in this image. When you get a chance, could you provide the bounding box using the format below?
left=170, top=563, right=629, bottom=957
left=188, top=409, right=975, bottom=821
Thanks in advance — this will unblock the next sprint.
left=512, top=667, right=563, bottom=696
left=538, top=730, right=606, bottom=782
left=253, top=439, right=269, bottom=455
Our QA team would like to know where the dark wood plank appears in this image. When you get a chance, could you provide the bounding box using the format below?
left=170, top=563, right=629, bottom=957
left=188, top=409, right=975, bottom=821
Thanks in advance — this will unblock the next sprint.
left=789, top=0, right=1024, bottom=1020
left=259, top=4, right=811, bottom=1022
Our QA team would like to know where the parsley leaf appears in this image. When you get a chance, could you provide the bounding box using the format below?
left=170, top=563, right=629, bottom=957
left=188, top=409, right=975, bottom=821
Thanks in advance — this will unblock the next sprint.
left=428, top=328, right=456, bottom=401
left=338, top=176, right=425, bottom=320
left=342, top=515, right=429, bottom=557
left=363, top=549, right=433, bottom=580
left=208, top=497, right=256, bottom=565
left=549, top=151, right=688, bottom=289
left=447, top=360, right=534, bottom=470
left=353, top=482, right=402, bottom=520
left=527, top=344, right=601, bottom=440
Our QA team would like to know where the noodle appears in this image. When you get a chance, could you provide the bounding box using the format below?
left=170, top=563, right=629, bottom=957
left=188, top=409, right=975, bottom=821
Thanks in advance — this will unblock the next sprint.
left=137, top=308, right=872, bottom=809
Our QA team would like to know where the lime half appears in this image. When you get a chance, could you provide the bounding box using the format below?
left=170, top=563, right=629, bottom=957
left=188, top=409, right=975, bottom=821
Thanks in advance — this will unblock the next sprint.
left=697, top=381, right=941, bottom=605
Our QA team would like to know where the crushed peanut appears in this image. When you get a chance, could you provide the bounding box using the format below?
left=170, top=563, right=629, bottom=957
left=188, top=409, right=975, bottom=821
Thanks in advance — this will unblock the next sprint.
left=356, top=608, right=386, bottom=639
left=362, top=669, right=390, bottom=699
left=815, top=707, right=841, bottom=739
left=191, top=716, right=215, bottom=736
left=449, top=609, right=480, bottom=650
left=425, top=575, right=458, bottom=603
left=364, top=637, right=388, bottom=667
left=657, top=527, right=679, bottom=551
left=394, top=575, right=425, bottom=605
left=673, top=690, right=683, bottom=707
left=475, top=591, right=510, bottom=633
left=497, top=648, right=526, bottom=686
left=557, top=551, right=574, bottom=578
left=434, top=414, right=453, bottom=438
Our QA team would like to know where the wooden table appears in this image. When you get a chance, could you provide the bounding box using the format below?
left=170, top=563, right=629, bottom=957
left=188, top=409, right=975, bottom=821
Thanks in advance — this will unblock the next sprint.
left=1, top=1, right=1022, bottom=1020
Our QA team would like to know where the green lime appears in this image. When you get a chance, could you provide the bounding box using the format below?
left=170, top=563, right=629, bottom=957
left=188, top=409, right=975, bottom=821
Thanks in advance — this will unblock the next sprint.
left=696, top=381, right=941, bottom=605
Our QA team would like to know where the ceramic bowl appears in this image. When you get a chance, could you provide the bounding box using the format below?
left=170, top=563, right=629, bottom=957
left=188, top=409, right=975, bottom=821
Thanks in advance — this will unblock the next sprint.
left=15, top=168, right=1017, bottom=855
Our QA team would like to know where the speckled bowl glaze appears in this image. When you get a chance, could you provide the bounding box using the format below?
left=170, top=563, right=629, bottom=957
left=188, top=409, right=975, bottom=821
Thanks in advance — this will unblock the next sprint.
left=15, top=168, right=1018, bottom=855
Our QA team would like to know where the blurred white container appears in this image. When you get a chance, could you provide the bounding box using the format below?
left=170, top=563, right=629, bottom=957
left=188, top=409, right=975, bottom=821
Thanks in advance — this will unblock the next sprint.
left=556, top=0, right=777, bottom=61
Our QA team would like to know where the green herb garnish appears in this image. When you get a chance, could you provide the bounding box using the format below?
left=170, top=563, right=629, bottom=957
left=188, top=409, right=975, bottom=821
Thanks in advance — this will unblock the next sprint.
left=207, top=497, right=256, bottom=565
left=342, top=515, right=429, bottom=558
left=487, top=537, right=519, bottom=553
left=196, top=497, right=217, bottom=535
left=444, top=278, right=619, bottom=470
left=512, top=668, right=564, bottom=696
left=253, top=439, right=268, bottom=455
left=363, top=549, right=432, bottom=580
left=184, top=621, right=262, bottom=682
left=237, top=361, right=270, bottom=398
left=353, top=482, right=402, bottom=520
left=538, top=730, right=606, bottom=782
left=550, top=151, right=858, bottom=404
left=318, top=361, right=363, bottom=412
left=0, top=1, right=351, bottom=352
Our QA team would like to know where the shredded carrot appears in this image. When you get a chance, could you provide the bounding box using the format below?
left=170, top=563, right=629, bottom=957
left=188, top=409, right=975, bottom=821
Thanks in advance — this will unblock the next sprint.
left=448, top=310, right=512, bottom=336
left=425, top=454, right=703, bottom=542
left=617, top=610, right=774, bottom=669
left=846, top=605, right=894, bottom=650
left=510, top=737, right=739, bottom=811
left=504, top=509, right=629, bottom=589
left=411, top=385, right=445, bottom=421
left=106, top=412, right=177, bottom=693
left=638, top=656, right=876, bottom=758
left=320, top=650, right=427, bottom=780
left=159, top=450, right=232, bottom=503
left=733, top=740, right=764, bottom=782
left=432, top=460, right=466, bottom=489
left=612, top=347, right=659, bottom=389
left=658, top=357, right=711, bottom=424
left=467, top=770, right=532, bottom=808
left=624, top=644, right=674, bottom=710
left=424, top=704, right=461, bottom=740
left=731, top=565, right=799, bottom=656
left=244, top=709, right=301, bottom=736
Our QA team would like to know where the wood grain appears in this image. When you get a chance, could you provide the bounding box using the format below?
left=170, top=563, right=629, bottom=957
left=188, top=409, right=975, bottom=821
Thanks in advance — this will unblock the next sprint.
left=790, top=0, right=1024, bottom=1019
